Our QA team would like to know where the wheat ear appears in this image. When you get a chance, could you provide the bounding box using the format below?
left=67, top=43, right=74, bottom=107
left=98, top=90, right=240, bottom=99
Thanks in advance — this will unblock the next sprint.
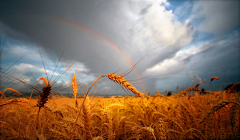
left=178, top=87, right=201, bottom=96
left=195, top=83, right=200, bottom=88
left=0, top=98, right=30, bottom=107
left=105, top=73, right=145, bottom=97
left=35, top=77, right=51, bottom=131
left=210, top=76, right=219, bottom=81
left=3, top=88, right=21, bottom=95
left=37, top=77, right=51, bottom=114
left=72, top=73, right=78, bottom=107
left=209, top=76, right=219, bottom=91
left=103, top=103, right=124, bottom=115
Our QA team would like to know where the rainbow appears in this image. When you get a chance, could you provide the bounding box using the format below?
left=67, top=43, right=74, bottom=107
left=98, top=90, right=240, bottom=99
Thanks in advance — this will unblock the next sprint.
left=51, top=17, right=147, bottom=93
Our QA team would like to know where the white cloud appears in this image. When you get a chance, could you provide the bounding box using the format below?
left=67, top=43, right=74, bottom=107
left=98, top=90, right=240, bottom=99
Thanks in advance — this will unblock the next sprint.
left=129, top=0, right=194, bottom=53
left=144, top=43, right=209, bottom=77
left=16, top=63, right=59, bottom=77
left=146, top=59, right=178, bottom=74
left=64, top=61, right=89, bottom=74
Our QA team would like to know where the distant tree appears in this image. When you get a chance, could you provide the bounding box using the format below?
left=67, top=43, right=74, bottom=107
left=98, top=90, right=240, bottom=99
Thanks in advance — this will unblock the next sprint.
left=167, top=91, right=172, bottom=96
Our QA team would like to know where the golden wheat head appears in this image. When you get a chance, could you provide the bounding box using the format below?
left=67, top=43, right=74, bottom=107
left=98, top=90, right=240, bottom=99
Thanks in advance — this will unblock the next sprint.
left=103, top=103, right=124, bottom=115
left=210, top=76, right=219, bottom=81
left=178, top=87, right=201, bottom=96
left=72, top=73, right=78, bottom=96
left=105, top=73, right=145, bottom=97
left=72, top=73, right=78, bottom=107
left=40, top=77, right=49, bottom=85
left=3, top=88, right=21, bottom=95
left=37, top=77, right=51, bottom=109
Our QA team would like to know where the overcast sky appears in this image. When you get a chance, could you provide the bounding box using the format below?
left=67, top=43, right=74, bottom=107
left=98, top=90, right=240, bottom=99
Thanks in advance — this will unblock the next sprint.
left=0, top=0, right=239, bottom=96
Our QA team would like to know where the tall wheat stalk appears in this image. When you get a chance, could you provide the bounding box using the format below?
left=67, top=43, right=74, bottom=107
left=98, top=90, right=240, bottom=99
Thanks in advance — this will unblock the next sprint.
left=70, top=73, right=145, bottom=139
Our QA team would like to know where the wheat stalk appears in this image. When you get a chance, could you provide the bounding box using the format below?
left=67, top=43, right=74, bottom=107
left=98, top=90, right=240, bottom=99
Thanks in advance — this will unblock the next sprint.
left=36, top=77, right=52, bottom=126
left=82, top=95, right=91, bottom=140
left=0, top=91, right=5, bottom=99
left=70, top=72, right=145, bottom=139
left=34, top=77, right=51, bottom=131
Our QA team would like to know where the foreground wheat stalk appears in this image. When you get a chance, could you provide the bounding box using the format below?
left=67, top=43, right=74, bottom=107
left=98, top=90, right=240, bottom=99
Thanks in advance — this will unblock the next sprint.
left=70, top=72, right=145, bottom=139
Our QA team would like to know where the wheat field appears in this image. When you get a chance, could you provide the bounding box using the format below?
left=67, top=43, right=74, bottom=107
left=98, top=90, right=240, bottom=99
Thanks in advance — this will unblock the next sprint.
left=0, top=47, right=239, bottom=140
left=0, top=85, right=239, bottom=139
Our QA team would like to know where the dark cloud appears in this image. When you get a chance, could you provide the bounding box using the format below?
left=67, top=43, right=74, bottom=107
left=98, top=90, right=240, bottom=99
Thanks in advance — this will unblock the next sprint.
left=191, top=1, right=240, bottom=35
left=0, top=0, right=239, bottom=95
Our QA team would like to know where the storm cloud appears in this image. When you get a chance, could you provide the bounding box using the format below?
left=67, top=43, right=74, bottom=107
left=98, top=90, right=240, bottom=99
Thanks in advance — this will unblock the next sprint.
left=0, top=0, right=239, bottom=95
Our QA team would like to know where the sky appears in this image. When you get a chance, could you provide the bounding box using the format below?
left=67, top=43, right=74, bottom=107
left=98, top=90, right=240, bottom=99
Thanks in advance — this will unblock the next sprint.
left=0, top=0, right=239, bottom=96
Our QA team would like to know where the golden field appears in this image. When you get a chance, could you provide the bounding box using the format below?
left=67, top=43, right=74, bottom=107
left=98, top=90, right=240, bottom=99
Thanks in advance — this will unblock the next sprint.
left=0, top=90, right=239, bottom=140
